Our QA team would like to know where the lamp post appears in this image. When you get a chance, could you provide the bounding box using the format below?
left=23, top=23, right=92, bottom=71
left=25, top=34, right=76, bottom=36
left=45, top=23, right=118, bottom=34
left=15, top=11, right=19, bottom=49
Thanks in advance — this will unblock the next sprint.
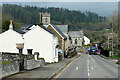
left=16, top=43, right=24, bottom=71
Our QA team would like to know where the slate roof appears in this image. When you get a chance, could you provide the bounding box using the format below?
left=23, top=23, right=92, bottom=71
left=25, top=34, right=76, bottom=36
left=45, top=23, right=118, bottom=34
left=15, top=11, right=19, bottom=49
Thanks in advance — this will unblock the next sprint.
left=68, top=31, right=84, bottom=38
left=22, top=24, right=55, bottom=35
left=14, top=29, right=25, bottom=34
left=40, top=25, right=55, bottom=35
left=51, top=24, right=67, bottom=40
left=55, top=25, right=68, bottom=33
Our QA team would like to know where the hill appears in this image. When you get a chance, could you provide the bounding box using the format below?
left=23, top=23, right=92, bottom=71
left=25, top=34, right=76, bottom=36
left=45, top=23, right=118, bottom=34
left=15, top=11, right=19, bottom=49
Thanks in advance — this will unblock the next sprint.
left=2, top=4, right=108, bottom=31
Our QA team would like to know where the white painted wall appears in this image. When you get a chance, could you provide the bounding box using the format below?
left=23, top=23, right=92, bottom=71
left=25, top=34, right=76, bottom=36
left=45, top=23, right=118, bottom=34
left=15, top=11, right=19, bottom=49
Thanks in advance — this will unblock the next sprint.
left=84, top=36, right=90, bottom=45
left=23, top=25, right=58, bottom=63
left=71, top=37, right=83, bottom=47
left=0, top=29, right=23, bottom=53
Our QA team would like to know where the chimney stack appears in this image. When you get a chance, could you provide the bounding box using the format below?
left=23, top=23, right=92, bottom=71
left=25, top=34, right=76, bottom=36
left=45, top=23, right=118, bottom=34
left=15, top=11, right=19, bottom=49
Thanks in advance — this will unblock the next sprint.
left=9, top=20, right=13, bottom=30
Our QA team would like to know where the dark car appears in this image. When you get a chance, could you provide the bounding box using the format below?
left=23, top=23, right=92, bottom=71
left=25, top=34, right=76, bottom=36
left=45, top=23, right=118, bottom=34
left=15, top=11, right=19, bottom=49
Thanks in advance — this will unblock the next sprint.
left=89, top=47, right=97, bottom=55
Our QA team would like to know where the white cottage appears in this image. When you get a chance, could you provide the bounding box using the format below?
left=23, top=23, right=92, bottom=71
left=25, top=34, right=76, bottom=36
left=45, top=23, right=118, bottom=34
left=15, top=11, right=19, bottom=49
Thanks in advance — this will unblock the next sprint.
left=84, top=36, right=90, bottom=45
left=23, top=25, right=58, bottom=63
left=0, top=21, right=24, bottom=53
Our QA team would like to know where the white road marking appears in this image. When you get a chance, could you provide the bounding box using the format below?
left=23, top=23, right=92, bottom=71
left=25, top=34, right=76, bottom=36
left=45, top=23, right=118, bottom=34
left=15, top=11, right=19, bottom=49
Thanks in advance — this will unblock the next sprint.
left=87, top=60, right=89, bottom=69
left=89, top=55, right=96, bottom=63
left=76, top=67, right=78, bottom=70
left=91, top=67, right=93, bottom=70
left=88, top=72, right=90, bottom=76
left=88, top=68, right=89, bottom=71
left=87, top=59, right=89, bottom=63
left=87, top=58, right=90, bottom=79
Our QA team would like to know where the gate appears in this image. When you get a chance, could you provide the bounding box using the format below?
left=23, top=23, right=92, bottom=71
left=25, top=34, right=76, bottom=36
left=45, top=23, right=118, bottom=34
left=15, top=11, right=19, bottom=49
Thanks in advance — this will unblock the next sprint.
left=19, top=59, right=24, bottom=71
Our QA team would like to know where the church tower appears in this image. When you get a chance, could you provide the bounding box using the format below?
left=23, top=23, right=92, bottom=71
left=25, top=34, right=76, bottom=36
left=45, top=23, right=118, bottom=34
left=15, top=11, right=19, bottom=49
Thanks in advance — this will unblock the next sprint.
left=40, top=13, right=50, bottom=25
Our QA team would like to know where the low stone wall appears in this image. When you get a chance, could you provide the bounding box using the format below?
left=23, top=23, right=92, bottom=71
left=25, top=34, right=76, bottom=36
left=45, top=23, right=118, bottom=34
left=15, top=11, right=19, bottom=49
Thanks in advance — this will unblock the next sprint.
left=0, top=53, right=45, bottom=79
left=26, top=59, right=44, bottom=70
left=0, top=61, right=19, bottom=79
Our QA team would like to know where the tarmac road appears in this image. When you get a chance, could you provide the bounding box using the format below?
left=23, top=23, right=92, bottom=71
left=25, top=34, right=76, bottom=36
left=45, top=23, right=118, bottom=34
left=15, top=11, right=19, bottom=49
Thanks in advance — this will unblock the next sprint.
left=56, top=53, right=118, bottom=80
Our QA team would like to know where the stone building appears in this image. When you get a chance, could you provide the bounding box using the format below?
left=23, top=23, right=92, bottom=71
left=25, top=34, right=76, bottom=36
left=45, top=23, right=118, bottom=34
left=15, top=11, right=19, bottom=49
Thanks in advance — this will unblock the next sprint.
left=68, top=30, right=84, bottom=47
left=40, top=12, right=50, bottom=25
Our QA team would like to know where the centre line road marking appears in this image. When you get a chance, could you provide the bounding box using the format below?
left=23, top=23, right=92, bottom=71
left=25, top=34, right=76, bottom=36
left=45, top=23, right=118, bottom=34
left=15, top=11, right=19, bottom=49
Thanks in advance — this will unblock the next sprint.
left=88, top=72, right=90, bottom=76
left=88, top=68, right=89, bottom=71
left=76, top=67, right=78, bottom=70
left=89, top=55, right=96, bottom=63
left=91, top=67, right=93, bottom=70
left=87, top=59, right=89, bottom=63
left=55, top=55, right=82, bottom=78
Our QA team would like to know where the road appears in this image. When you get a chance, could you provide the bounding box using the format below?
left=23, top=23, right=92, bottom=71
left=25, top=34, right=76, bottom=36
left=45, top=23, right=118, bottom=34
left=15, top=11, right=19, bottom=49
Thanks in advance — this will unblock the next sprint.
left=56, top=53, right=118, bottom=80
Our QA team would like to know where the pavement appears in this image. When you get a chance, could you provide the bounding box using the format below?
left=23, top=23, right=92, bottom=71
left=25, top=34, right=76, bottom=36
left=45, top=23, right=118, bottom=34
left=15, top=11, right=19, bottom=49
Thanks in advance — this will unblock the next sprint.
left=3, top=54, right=81, bottom=79
left=56, top=53, right=118, bottom=79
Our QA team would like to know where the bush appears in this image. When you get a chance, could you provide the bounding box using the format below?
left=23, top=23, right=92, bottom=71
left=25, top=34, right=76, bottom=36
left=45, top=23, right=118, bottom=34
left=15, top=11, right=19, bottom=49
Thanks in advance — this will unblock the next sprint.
left=107, top=47, right=112, bottom=51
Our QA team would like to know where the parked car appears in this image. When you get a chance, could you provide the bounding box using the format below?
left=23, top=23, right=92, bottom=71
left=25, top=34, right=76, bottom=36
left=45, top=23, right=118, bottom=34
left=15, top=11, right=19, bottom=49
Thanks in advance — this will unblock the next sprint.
left=89, top=47, right=97, bottom=55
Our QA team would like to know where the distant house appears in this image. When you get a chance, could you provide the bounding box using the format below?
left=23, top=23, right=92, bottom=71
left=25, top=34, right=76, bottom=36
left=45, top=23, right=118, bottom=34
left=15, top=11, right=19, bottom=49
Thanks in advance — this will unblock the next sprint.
left=46, top=24, right=67, bottom=58
left=84, top=36, right=90, bottom=45
left=0, top=20, right=24, bottom=53
left=68, top=30, right=84, bottom=47
left=23, top=25, right=58, bottom=63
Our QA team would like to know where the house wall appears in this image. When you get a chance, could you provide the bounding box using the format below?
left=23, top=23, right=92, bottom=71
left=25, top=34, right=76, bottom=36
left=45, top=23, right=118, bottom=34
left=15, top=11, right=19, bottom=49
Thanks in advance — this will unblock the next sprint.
left=84, top=36, right=90, bottom=45
left=23, top=26, right=56, bottom=63
left=71, top=37, right=83, bottom=47
left=0, top=30, right=23, bottom=53
left=53, top=36, right=58, bottom=62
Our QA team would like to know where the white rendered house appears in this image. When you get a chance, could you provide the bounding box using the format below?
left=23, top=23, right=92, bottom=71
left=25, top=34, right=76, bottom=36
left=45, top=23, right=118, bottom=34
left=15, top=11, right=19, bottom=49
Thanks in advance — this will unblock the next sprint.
left=23, top=25, right=58, bottom=63
left=0, top=21, right=24, bottom=53
left=84, top=36, right=90, bottom=45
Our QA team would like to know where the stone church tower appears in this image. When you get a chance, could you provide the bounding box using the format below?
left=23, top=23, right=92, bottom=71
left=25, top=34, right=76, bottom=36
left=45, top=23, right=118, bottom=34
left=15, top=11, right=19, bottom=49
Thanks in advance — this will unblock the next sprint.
left=40, top=13, right=50, bottom=25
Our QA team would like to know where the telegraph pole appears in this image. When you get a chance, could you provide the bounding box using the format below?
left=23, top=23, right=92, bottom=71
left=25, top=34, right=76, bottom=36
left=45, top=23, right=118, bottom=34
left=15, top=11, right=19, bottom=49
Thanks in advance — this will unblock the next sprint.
left=108, top=36, right=109, bottom=48
left=110, top=23, right=113, bottom=57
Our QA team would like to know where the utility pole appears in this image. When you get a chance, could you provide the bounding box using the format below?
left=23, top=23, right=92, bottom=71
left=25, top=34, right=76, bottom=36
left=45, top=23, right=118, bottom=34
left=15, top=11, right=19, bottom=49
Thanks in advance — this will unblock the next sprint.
left=110, top=23, right=113, bottom=57
left=108, top=36, right=109, bottom=48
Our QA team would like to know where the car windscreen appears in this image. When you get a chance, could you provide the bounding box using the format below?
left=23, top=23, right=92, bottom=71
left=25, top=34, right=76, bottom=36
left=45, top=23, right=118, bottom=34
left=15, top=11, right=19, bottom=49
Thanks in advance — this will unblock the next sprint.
left=91, top=47, right=97, bottom=50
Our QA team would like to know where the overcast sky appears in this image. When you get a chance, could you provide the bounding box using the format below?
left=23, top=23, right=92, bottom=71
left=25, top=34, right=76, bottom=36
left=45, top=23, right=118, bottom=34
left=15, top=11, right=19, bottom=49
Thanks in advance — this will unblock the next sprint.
left=1, top=1, right=119, bottom=17
left=0, top=0, right=120, bottom=2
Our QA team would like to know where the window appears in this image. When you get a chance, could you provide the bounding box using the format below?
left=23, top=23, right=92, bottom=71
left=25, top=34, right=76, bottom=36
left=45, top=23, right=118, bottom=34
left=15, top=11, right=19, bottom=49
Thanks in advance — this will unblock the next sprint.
left=45, top=18, right=48, bottom=23
left=27, top=49, right=33, bottom=55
